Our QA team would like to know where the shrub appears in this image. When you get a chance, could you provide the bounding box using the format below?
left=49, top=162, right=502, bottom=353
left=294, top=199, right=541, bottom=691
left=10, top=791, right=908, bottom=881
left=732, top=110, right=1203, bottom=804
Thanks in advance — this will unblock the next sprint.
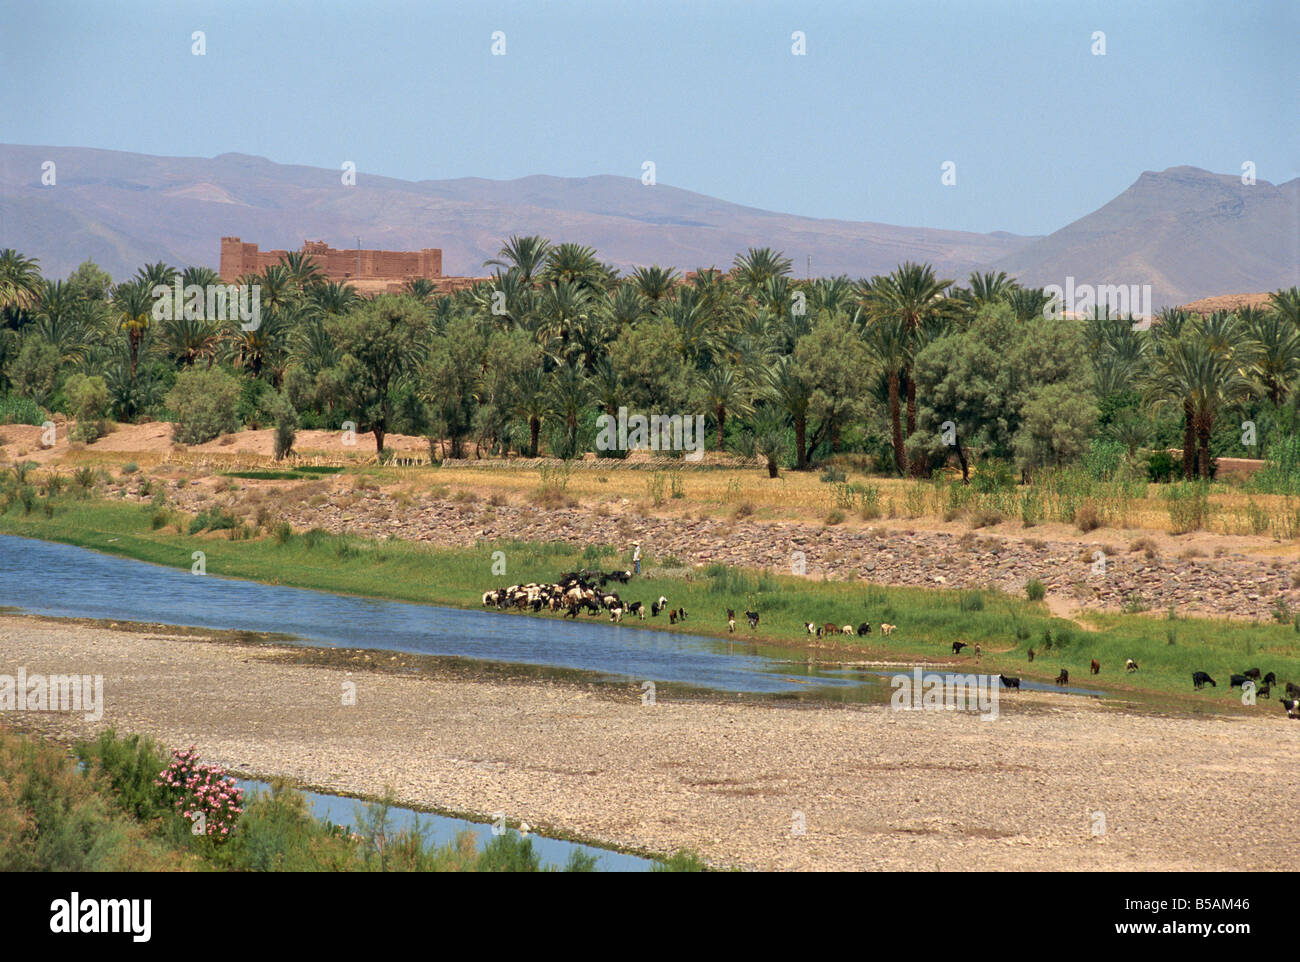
left=1121, top=592, right=1148, bottom=614
left=824, top=508, right=845, bottom=526
left=188, top=508, right=239, bottom=534
left=0, top=394, right=45, bottom=426
left=971, top=460, right=1014, bottom=493
left=73, top=730, right=176, bottom=826
left=1146, top=450, right=1177, bottom=483
left=166, top=368, right=241, bottom=445
left=155, top=746, right=243, bottom=840
left=476, top=831, right=541, bottom=872
left=1025, top=578, right=1046, bottom=601
left=65, top=373, right=110, bottom=443
left=72, top=465, right=96, bottom=496
left=272, top=394, right=298, bottom=462
left=1075, top=500, right=1102, bottom=532
left=653, top=849, right=708, bottom=872
left=1020, top=490, right=1042, bottom=527
left=1165, top=483, right=1209, bottom=534
left=819, top=465, right=847, bottom=484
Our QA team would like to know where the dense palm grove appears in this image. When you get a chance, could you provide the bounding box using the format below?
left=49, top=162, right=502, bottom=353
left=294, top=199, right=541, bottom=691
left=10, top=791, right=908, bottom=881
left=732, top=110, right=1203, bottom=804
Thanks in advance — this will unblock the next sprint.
left=1, top=241, right=1297, bottom=485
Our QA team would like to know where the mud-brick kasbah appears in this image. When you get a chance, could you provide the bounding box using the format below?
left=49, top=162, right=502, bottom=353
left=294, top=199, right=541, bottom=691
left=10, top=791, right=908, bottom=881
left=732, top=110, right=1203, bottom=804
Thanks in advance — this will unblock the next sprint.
left=218, top=237, right=485, bottom=293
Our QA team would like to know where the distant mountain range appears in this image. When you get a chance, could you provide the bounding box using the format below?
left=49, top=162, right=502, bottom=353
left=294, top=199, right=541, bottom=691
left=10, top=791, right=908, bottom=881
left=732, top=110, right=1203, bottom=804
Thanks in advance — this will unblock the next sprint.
left=1, top=145, right=1296, bottom=308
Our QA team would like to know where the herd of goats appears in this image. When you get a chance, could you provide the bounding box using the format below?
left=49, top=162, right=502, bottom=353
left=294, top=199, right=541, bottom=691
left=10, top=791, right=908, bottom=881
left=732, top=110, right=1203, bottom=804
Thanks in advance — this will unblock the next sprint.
left=479, top=568, right=1300, bottom=720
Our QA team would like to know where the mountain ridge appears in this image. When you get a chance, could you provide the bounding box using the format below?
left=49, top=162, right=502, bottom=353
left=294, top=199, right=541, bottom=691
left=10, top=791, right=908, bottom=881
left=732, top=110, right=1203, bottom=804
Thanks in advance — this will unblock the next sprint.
left=1, top=145, right=1295, bottom=306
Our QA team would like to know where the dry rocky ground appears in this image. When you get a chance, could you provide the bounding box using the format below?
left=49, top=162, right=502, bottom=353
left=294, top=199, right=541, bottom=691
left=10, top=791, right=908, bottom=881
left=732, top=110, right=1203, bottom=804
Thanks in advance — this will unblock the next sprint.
left=5, top=614, right=1298, bottom=872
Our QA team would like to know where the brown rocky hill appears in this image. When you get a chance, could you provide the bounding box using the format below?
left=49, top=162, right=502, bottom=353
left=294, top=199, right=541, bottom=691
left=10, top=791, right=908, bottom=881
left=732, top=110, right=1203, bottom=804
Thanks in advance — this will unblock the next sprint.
left=995, top=166, right=1299, bottom=309
left=3, top=147, right=1295, bottom=307
left=0, top=144, right=1033, bottom=282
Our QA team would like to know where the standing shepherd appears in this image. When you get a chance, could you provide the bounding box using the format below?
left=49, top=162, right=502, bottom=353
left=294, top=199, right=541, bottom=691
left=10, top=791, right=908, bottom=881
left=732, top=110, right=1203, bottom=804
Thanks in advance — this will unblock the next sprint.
left=632, top=540, right=642, bottom=576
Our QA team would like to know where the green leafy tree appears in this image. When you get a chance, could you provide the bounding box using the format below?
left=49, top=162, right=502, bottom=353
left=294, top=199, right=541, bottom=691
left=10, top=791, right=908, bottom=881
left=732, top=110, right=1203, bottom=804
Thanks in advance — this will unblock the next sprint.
left=10, top=336, right=59, bottom=406
left=166, top=367, right=241, bottom=444
left=912, top=303, right=1095, bottom=482
left=421, top=314, right=485, bottom=459
left=323, top=295, right=430, bottom=454
left=65, top=373, right=110, bottom=443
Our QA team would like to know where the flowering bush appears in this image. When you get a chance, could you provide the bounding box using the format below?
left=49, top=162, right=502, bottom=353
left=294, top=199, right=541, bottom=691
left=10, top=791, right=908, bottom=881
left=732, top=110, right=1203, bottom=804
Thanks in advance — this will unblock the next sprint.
left=155, top=746, right=243, bottom=840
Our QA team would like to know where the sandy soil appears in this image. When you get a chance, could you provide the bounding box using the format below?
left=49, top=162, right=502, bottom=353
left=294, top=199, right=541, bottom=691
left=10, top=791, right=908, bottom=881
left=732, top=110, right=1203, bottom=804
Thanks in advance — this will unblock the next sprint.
left=0, top=420, right=431, bottom=463
left=5, top=614, right=1296, bottom=871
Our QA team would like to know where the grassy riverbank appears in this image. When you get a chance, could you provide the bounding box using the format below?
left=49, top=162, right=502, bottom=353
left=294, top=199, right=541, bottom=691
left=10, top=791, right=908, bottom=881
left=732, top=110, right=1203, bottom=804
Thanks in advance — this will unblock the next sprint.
left=0, top=724, right=706, bottom=872
left=2, top=494, right=1299, bottom=707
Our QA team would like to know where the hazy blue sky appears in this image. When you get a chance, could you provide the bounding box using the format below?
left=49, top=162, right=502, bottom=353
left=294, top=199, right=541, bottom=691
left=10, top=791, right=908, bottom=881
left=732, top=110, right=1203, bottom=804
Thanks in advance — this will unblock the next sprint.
left=2, top=0, right=1295, bottom=235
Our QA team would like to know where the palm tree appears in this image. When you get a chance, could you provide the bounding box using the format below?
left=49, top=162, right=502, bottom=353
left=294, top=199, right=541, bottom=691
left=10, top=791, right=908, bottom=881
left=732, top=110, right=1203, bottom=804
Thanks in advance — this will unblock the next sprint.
left=0, top=249, right=43, bottom=318
left=308, top=280, right=361, bottom=317
left=32, top=281, right=95, bottom=366
left=402, top=277, right=438, bottom=303
left=863, top=262, right=956, bottom=474
left=599, top=283, right=648, bottom=330
left=862, top=315, right=910, bottom=474
left=181, top=266, right=221, bottom=290
left=1245, top=307, right=1300, bottom=406
left=537, top=280, right=593, bottom=363
left=699, top=364, right=752, bottom=450
left=163, top=314, right=222, bottom=368
left=253, top=265, right=293, bottom=315
left=961, top=270, right=1016, bottom=311
left=512, top=366, right=551, bottom=457
left=1148, top=309, right=1196, bottom=479
left=667, top=289, right=718, bottom=367
left=1269, top=287, right=1300, bottom=328
left=732, top=248, right=793, bottom=292
left=1107, top=414, right=1152, bottom=461
left=485, top=235, right=552, bottom=284
left=546, top=361, right=589, bottom=458
left=229, top=304, right=291, bottom=383
left=291, top=315, right=342, bottom=380
left=630, top=265, right=679, bottom=303
left=808, top=276, right=855, bottom=319
left=762, top=355, right=816, bottom=469
left=135, top=262, right=178, bottom=291
left=542, top=243, right=604, bottom=290
left=1146, top=329, right=1252, bottom=479
left=750, top=404, right=791, bottom=479
left=280, top=251, right=325, bottom=291
left=1006, top=286, right=1052, bottom=323
left=112, top=280, right=154, bottom=376
left=1087, top=310, right=1147, bottom=398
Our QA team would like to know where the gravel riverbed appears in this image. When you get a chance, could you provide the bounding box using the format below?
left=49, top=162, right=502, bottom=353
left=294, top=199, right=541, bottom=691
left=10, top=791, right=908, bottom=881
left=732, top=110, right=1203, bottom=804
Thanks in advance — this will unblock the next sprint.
left=5, top=613, right=1297, bottom=871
